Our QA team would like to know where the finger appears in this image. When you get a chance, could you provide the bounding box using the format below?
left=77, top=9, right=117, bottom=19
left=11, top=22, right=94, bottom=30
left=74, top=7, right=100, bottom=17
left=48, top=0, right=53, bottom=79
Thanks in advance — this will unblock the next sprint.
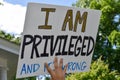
left=54, top=57, right=58, bottom=69
left=64, top=63, right=68, bottom=73
left=45, top=63, right=53, bottom=75
left=59, top=58, right=63, bottom=68
left=50, top=78, right=54, bottom=80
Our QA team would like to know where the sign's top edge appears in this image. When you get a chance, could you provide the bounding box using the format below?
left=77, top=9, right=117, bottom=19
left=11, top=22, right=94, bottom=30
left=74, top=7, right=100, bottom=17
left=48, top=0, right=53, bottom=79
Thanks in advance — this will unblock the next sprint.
left=27, top=2, right=101, bottom=12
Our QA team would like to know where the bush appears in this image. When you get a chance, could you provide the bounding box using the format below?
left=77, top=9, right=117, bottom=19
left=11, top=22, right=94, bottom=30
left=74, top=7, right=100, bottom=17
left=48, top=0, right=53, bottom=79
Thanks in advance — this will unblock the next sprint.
left=66, top=57, right=120, bottom=80
left=13, top=76, right=36, bottom=80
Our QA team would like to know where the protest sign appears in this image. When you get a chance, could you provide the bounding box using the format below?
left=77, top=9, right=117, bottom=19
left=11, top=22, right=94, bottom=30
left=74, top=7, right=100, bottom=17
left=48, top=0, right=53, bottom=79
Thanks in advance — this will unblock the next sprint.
left=16, top=3, right=101, bottom=78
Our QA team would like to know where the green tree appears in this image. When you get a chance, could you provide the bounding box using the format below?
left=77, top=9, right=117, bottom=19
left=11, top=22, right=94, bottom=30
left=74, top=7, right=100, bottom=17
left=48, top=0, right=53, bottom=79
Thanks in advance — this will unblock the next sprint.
left=0, top=2, right=3, bottom=5
left=13, top=76, right=36, bottom=80
left=74, top=0, right=120, bottom=72
left=0, top=30, right=6, bottom=38
left=0, top=30, right=21, bottom=44
left=108, top=30, right=120, bottom=47
left=66, top=57, right=120, bottom=80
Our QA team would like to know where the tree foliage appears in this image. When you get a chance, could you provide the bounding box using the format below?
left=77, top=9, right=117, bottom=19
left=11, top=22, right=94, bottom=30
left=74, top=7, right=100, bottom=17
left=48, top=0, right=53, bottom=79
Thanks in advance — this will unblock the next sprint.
left=74, top=0, right=120, bottom=72
left=0, top=2, right=3, bottom=5
left=0, top=30, right=21, bottom=45
left=108, top=30, right=120, bottom=47
left=13, top=76, right=36, bottom=80
left=66, top=57, right=120, bottom=80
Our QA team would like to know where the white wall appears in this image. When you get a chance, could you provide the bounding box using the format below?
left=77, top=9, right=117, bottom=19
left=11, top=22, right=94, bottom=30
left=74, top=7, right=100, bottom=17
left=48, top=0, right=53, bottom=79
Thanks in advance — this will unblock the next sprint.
left=0, top=58, right=7, bottom=80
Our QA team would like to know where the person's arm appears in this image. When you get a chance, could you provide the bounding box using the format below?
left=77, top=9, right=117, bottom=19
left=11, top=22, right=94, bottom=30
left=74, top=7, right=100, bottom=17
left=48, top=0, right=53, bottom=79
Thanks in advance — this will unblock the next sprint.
left=45, top=57, right=68, bottom=80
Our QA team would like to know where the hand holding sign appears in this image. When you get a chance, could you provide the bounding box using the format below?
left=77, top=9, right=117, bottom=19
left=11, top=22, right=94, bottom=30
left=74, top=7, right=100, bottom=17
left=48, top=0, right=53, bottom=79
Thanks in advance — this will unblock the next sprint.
left=45, top=57, right=68, bottom=80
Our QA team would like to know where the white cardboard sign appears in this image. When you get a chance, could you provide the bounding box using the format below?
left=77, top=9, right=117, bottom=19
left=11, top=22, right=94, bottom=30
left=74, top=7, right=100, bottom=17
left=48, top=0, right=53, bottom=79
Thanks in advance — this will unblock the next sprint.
left=16, top=3, right=101, bottom=78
